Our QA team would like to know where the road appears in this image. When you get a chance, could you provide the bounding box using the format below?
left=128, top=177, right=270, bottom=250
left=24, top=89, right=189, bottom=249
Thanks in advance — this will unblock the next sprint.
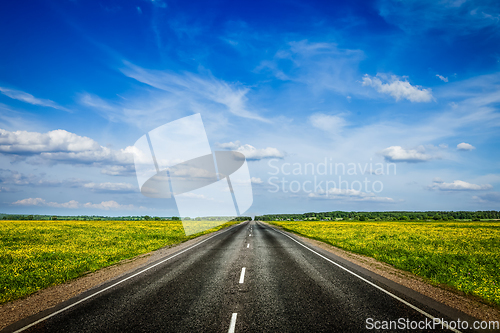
left=4, top=221, right=485, bottom=333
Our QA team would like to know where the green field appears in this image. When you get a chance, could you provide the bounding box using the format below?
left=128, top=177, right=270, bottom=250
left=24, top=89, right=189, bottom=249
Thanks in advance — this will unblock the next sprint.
left=0, top=220, right=238, bottom=304
left=269, top=220, right=500, bottom=306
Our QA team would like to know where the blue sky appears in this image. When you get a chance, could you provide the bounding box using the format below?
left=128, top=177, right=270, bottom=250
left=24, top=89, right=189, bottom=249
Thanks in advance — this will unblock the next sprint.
left=1, top=0, right=500, bottom=217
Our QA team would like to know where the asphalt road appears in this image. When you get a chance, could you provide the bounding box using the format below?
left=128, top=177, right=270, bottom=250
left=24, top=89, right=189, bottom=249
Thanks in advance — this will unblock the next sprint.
left=4, top=221, right=488, bottom=333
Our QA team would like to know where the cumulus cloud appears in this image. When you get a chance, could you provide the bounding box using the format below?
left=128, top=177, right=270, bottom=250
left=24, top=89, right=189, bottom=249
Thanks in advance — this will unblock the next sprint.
left=0, top=129, right=99, bottom=154
left=380, top=146, right=436, bottom=163
left=0, top=128, right=135, bottom=166
left=309, top=188, right=395, bottom=202
left=457, top=142, right=476, bottom=151
left=13, top=198, right=140, bottom=210
left=309, top=113, right=347, bottom=132
left=0, top=87, right=70, bottom=112
left=216, top=141, right=284, bottom=160
left=362, top=74, right=433, bottom=102
left=83, top=182, right=137, bottom=193
left=428, top=179, right=492, bottom=191
left=436, top=74, right=449, bottom=82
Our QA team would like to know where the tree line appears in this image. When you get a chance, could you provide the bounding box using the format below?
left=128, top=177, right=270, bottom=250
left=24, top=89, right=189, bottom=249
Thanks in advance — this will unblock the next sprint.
left=255, top=211, right=500, bottom=222
left=1, top=214, right=251, bottom=221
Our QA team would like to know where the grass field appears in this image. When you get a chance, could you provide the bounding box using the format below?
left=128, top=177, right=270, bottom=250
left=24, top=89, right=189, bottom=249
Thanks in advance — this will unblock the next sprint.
left=0, top=220, right=238, bottom=304
left=269, top=220, right=500, bottom=306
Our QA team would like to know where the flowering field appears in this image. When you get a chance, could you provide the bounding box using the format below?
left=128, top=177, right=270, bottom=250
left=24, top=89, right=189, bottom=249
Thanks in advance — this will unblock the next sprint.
left=269, top=220, right=500, bottom=306
left=0, top=220, right=237, bottom=304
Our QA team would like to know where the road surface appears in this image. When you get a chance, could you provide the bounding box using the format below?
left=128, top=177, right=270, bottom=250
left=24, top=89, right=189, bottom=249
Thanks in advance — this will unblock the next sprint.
left=4, top=221, right=485, bottom=332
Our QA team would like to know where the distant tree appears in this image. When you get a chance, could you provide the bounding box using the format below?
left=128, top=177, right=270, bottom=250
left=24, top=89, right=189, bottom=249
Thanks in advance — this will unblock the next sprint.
left=359, top=216, right=367, bottom=221
left=171, top=216, right=180, bottom=221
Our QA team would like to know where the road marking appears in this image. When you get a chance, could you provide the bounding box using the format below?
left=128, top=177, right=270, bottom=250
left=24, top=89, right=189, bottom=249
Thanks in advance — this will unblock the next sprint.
left=239, top=267, right=246, bottom=284
left=264, top=223, right=462, bottom=333
left=247, top=244, right=249, bottom=248
left=11, top=224, right=243, bottom=333
left=228, top=313, right=237, bottom=333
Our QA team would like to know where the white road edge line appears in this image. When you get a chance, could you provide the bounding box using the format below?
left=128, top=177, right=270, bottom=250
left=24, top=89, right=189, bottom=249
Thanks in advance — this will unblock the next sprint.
left=228, top=313, right=237, bottom=333
left=264, top=223, right=462, bottom=333
left=12, top=224, right=243, bottom=333
left=239, top=267, right=246, bottom=284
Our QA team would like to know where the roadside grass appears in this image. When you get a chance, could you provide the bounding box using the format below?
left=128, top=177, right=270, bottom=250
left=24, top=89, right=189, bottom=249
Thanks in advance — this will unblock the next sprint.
left=269, top=220, right=500, bottom=306
left=0, top=220, right=238, bottom=304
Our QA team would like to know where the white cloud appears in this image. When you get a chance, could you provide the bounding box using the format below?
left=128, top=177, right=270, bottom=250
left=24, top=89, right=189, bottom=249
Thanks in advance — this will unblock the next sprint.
left=176, top=193, right=207, bottom=199
left=217, top=141, right=241, bottom=149
left=251, top=177, right=263, bottom=184
left=380, top=145, right=436, bottom=162
left=362, top=74, right=433, bottom=102
left=428, top=179, right=492, bottom=191
left=0, top=129, right=99, bottom=153
left=236, top=144, right=284, bottom=160
left=309, top=113, right=347, bottom=132
left=0, top=128, right=135, bottom=166
left=13, top=198, right=80, bottom=208
left=436, top=74, right=449, bottom=82
left=309, top=188, right=395, bottom=202
left=457, top=142, right=476, bottom=151
left=216, top=141, right=284, bottom=160
left=82, top=200, right=138, bottom=210
left=13, top=197, right=143, bottom=210
left=100, top=165, right=136, bottom=176
left=83, top=182, right=137, bottom=192
left=0, top=87, right=70, bottom=112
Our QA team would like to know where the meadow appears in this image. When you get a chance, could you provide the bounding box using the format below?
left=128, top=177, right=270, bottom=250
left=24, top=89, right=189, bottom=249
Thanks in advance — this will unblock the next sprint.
left=0, top=220, right=238, bottom=304
left=269, top=220, right=500, bottom=306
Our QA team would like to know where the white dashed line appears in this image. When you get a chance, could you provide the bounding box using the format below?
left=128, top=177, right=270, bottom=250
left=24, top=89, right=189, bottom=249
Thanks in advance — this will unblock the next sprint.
left=239, top=267, right=246, bottom=284
left=247, top=244, right=249, bottom=248
left=228, top=313, right=237, bottom=333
